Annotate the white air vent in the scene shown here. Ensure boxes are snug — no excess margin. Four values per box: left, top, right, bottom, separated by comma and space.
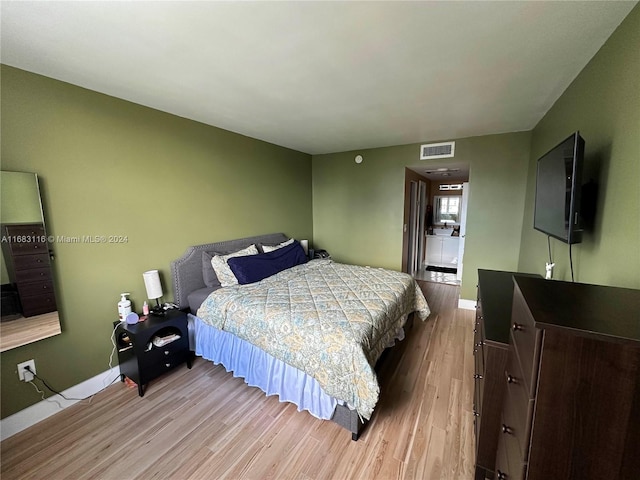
420, 141, 455, 160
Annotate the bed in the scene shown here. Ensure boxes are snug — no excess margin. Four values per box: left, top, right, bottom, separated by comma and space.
171, 233, 431, 440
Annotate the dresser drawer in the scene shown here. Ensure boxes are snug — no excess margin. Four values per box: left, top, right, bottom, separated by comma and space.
18, 279, 55, 297
12, 253, 50, 271
495, 432, 526, 480
15, 266, 52, 284
4, 224, 47, 254
21, 292, 57, 316
497, 413, 526, 480
501, 372, 531, 462
8, 240, 47, 256
510, 292, 542, 394
494, 435, 510, 480
474, 323, 485, 375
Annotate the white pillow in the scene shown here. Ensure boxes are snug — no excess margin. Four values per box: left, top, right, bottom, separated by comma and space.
262, 238, 294, 253
210, 244, 259, 287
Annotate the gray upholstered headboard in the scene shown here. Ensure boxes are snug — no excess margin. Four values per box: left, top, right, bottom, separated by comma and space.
170, 232, 289, 310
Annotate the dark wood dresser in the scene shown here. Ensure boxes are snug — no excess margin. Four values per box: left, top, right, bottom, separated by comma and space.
1, 223, 57, 317
495, 276, 640, 480
474, 270, 538, 480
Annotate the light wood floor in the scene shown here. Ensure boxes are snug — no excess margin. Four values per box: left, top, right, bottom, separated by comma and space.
0, 311, 61, 352
1, 282, 476, 480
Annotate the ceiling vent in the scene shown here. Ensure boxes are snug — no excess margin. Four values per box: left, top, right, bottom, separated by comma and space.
420, 141, 455, 160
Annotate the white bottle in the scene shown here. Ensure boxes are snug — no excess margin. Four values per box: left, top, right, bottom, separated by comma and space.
118, 293, 132, 321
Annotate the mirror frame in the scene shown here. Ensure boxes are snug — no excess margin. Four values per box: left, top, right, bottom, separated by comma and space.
0, 171, 61, 352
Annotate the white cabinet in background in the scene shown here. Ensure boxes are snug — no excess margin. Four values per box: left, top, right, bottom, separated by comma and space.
425, 235, 459, 269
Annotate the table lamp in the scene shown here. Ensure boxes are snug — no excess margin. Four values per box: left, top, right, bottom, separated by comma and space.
143, 269, 164, 315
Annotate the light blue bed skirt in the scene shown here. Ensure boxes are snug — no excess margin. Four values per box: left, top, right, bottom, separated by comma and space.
190, 314, 338, 420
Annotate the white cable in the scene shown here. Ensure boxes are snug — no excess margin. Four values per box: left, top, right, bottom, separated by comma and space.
104, 322, 120, 389
26, 322, 121, 407
28, 379, 64, 410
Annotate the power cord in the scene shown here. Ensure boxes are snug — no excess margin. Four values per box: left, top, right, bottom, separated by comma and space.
28, 379, 64, 409
105, 322, 119, 388
24, 365, 120, 408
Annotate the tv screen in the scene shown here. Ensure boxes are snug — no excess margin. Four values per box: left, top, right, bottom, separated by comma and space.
533, 132, 584, 244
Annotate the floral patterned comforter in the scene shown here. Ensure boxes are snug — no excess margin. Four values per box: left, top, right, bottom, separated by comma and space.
197, 259, 430, 419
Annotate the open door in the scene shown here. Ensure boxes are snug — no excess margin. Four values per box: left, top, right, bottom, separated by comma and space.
456, 182, 469, 281
407, 180, 427, 274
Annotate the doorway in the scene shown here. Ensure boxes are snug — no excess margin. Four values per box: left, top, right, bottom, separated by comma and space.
402, 165, 469, 286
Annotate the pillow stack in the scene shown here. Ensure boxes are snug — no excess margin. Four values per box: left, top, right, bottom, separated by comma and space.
202, 238, 309, 287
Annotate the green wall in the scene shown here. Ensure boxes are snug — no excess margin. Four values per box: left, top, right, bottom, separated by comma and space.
0, 65, 312, 418
0, 171, 43, 224
1, 172, 44, 284
312, 131, 532, 301
518, 5, 640, 288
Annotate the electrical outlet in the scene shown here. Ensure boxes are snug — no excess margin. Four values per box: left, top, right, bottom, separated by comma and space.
17, 360, 36, 382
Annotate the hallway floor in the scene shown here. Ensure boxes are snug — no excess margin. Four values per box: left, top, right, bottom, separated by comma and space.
413, 267, 461, 286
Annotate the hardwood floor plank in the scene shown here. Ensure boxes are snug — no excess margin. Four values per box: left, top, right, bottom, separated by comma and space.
1, 282, 476, 480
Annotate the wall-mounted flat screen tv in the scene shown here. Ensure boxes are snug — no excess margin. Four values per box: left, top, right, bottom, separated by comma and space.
533, 132, 584, 244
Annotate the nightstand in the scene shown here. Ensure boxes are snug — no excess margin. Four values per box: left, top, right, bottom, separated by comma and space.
115, 309, 192, 396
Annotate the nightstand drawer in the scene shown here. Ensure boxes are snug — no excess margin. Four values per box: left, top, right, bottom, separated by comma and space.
139, 349, 191, 383
139, 338, 188, 367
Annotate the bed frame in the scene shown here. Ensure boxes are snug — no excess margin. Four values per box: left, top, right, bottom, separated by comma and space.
170, 232, 411, 440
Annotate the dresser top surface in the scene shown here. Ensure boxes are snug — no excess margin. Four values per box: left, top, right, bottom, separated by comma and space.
514, 276, 640, 344
477, 269, 538, 344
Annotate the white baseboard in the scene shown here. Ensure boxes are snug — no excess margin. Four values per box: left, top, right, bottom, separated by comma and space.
1, 367, 120, 441
458, 298, 477, 310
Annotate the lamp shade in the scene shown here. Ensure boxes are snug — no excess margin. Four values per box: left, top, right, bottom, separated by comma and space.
300, 239, 309, 255
143, 270, 163, 300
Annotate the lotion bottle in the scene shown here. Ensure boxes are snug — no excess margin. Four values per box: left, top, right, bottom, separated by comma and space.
143, 301, 149, 316
118, 293, 132, 321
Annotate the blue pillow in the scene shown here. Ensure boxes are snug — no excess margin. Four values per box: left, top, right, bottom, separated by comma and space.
227, 240, 308, 284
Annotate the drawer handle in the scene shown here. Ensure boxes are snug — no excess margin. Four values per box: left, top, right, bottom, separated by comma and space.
473, 374, 483, 379
473, 349, 477, 355
497, 471, 507, 480
165, 363, 171, 368
473, 328, 477, 334
475, 342, 483, 347
512, 322, 523, 331
164, 350, 170, 355
473, 410, 480, 417
507, 374, 517, 384
502, 424, 513, 434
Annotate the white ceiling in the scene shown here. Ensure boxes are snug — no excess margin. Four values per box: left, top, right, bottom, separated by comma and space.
1, 1, 635, 155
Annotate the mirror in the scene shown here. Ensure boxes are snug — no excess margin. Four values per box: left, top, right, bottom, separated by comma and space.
434, 195, 462, 225
1, 171, 61, 352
